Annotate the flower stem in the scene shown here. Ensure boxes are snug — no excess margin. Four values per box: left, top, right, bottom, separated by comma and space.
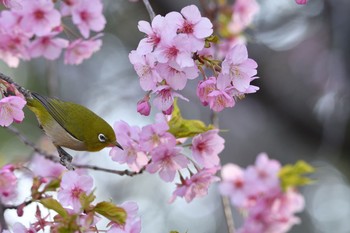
142, 0, 155, 20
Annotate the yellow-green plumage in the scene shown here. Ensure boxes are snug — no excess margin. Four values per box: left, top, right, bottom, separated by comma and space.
27, 93, 118, 152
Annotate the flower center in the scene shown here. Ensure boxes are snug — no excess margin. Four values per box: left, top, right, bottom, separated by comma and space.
34, 9, 45, 20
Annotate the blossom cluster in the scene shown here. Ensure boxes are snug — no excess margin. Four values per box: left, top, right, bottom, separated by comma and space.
0, 80, 26, 126
130, 5, 259, 114
213, 0, 260, 59
2, 159, 141, 233
0, 0, 105, 67
110, 113, 224, 202
219, 153, 305, 233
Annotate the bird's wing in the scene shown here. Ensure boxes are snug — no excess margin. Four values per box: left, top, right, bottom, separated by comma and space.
31, 92, 81, 141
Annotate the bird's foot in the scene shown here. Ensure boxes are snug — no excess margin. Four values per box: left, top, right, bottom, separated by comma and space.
57, 146, 74, 170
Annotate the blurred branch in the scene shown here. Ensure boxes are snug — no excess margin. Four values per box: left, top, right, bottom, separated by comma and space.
142, 0, 155, 20
6, 126, 143, 177
0, 203, 8, 230
211, 111, 235, 233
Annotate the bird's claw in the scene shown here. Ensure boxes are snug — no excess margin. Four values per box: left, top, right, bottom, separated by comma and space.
57, 146, 74, 170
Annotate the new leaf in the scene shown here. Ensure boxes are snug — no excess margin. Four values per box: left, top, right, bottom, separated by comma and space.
279, 160, 315, 191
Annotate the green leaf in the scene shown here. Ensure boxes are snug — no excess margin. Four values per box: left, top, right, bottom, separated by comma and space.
43, 178, 60, 192
279, 160, 315, 191
94, 201, 127, 225
39, 198, 68, 218
79, 191, 96, 211
168, 99, 214, 138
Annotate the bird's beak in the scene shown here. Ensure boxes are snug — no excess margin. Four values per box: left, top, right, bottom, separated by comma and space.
111, 141, 123, 150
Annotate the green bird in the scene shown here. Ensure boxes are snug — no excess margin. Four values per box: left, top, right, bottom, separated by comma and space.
26, 92, 123, 169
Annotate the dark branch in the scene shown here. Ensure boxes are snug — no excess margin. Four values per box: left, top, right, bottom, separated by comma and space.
6, 126, 144, 177
0, 72, 31, 99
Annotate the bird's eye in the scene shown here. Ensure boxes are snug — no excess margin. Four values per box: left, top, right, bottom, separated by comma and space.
98, 133, 106, 142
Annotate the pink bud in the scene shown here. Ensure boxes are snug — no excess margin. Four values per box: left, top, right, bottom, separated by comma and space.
137, 97, 151, 116
295, 0, 307, 4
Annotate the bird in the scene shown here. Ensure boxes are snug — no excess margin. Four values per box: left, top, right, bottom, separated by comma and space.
26, 92, 123, 170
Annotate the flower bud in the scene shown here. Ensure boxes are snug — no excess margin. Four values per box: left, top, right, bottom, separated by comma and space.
137, 97, 151, 116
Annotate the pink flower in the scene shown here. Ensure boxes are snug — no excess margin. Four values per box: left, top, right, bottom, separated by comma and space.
0, 165, 17, 203
29, 33, 69, 60
229, 0, 260, 33
64, 36, 102, 65
57, 171, 94, 213
110, 121, 148, 172
197, 77, 217, 106
166, 5, 213, 51
191, 129, 224, 168
137, 15, 170, 55
139, 113, 174, 152
221, 44, 258, 92
60, 0, 81, 16
107, 201, 141, 233
158, 61, 198, 90
0, 96, 26, 127
155, 34, 194, 68
71, 0, 106, 38
245, 153, 281, 195
295, 0, 307, 4
0, 0, 23, 9
18, 0, 61, 36
170, 167, 220, 203
219, 164, 249, 207
129, 50, 162, 91
2, 222, 37, 233
207, 89, 235, 112
153, 85, 188, 112
30, 154, 65, 180
137, 96, 151, 116
146, 140, 189, 182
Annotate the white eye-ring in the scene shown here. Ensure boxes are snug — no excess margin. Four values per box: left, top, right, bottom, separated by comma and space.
98, 133, 106, 142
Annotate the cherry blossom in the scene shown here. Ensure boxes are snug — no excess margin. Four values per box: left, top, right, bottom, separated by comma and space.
221, 44, 258, 92
191, 129, 224, 168
2, 222, 37, 233
166, 5, 213, 51
57, 171, 94, 213
219, 163, 249, 207
0, 96, 26, 127
29, 33, 69, 60
107, 201, 141, 233
64, 36, 102, 65
229, 0, 260, 34
110, 121, 148, 172
71, 0, 106, 38
197, 77, 217, 106
158, 61, 198, 90
60, 0, 82, 16
29, 154, 65, 180
146, 140, 189, 182
129, 50, 161, 91
0, 165, 17, 203
136, 96, 151, 116
170, 167, 220, 203
137, 15, 169, 55
18, 0, 61, 36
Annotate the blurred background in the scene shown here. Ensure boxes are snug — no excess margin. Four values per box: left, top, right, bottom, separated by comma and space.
1, 0, 349, 232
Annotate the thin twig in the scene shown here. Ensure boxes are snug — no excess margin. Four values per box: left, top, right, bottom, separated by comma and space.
0, 72, 31, 99
0, 203, 8, 230
210, 111, 235, 233
5, 126, 143, 177
142, 0, 155, 20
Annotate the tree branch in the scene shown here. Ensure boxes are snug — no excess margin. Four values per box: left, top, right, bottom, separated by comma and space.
142, 0, 155, 20
211, 111, 235, 233
6, 126, 143, 177
0, 72, 31, 99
